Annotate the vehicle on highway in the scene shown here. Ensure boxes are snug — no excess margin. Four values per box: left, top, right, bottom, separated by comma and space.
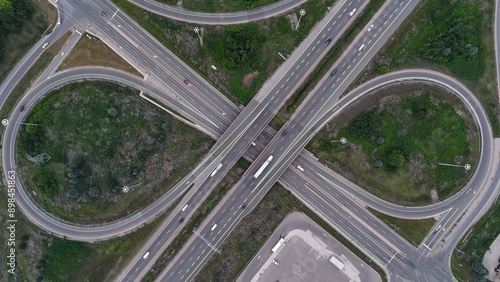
210, 163, 223, 177
349, 8, 357, 16
181, 204, 189, 211
358, 44, 366, 51
367, 24, 374, 31
101, 11, 107, 16
325, 38, 332, 45
143, 252, 150, 259
297, 165, 304, 172
211, 223, 217, 231
251, 142, 256, 146
253, 155, 274, 179
272, 259, 279, 265
57, 17, 61, 25
20, 105, 26, 112
495, 264, 500, 272
42, 42, 49, 49
330, 68, 338, 77
184, 79, 191, 86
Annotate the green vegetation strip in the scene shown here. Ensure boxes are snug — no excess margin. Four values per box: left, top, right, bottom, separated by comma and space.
0, 187, 176, 282
451, 198, 500, 281
363, 247, 385, 267
368, 208, 436, 246
113, 0, 338, 105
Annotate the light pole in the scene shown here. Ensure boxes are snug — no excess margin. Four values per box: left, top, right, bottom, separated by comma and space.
438, 162, 471, 170
331, 137, 347, 144
296, 9, 306, 30
194, 27, 203, 46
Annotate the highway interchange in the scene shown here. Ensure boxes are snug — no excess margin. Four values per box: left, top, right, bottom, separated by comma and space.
1, 0, 500, 281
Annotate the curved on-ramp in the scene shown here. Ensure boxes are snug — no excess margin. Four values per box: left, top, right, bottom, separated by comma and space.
1, 68, 491, 241
303, 69, 493, 219
125, 0, 307, 25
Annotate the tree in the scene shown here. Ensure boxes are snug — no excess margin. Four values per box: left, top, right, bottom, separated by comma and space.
376, 136, 385, 145
374, 160, 383, 168
377, 65, 390, 75
387, 149, 405, 168
67, 188, 80, 199
88, 187, 101, 198
107, 107, 118, 117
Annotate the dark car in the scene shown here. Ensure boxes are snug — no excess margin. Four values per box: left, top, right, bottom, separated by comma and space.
495, 264, 500, 272
101, 11, 107, 16
330, 68, 338, 77
325, 38, 332, 45
20, 105, 26, 112
183, 79, 191, 86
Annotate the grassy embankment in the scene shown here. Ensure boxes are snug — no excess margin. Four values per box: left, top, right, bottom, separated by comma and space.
58, 32, 141, 76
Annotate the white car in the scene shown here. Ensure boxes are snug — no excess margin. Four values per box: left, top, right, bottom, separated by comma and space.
367, 24, 374, 32
272, 259, 279, 265
143, 251, 150, 259
358, 44, 366, 51
211, 223, 218, 231
57, 17, 61, 25
349, 8, 357, 16
42, 42, 49, 49
297, 165, 304, 172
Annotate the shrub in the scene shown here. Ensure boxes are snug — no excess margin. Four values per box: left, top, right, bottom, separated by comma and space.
67, 188, 80, 199
377, 65, 390, 75
387, 149, 405, 168
88, 186, 101, 198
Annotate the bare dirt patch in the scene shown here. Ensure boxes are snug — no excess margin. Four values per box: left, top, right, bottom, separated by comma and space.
58, 33, 141, 76
242, 71, 260, 88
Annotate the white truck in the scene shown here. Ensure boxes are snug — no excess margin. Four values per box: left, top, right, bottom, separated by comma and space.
210, 163, 223, 177
253, 155, 274, 179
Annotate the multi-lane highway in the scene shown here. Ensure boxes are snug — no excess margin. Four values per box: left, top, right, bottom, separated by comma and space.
156, 1, 452, 281
1, 0, 499, 281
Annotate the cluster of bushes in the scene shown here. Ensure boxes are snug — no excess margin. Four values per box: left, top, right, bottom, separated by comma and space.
206, 23, 265, 71
35, 238, 90, 281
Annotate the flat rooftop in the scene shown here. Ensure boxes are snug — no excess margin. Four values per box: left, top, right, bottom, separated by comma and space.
258, 234, 351, 282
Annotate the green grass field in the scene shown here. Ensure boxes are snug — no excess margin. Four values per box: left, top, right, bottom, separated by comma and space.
368, 208, 436, 246
307, 87, 479, 205
16, 81, 214, 223
113, 0, 337, 105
